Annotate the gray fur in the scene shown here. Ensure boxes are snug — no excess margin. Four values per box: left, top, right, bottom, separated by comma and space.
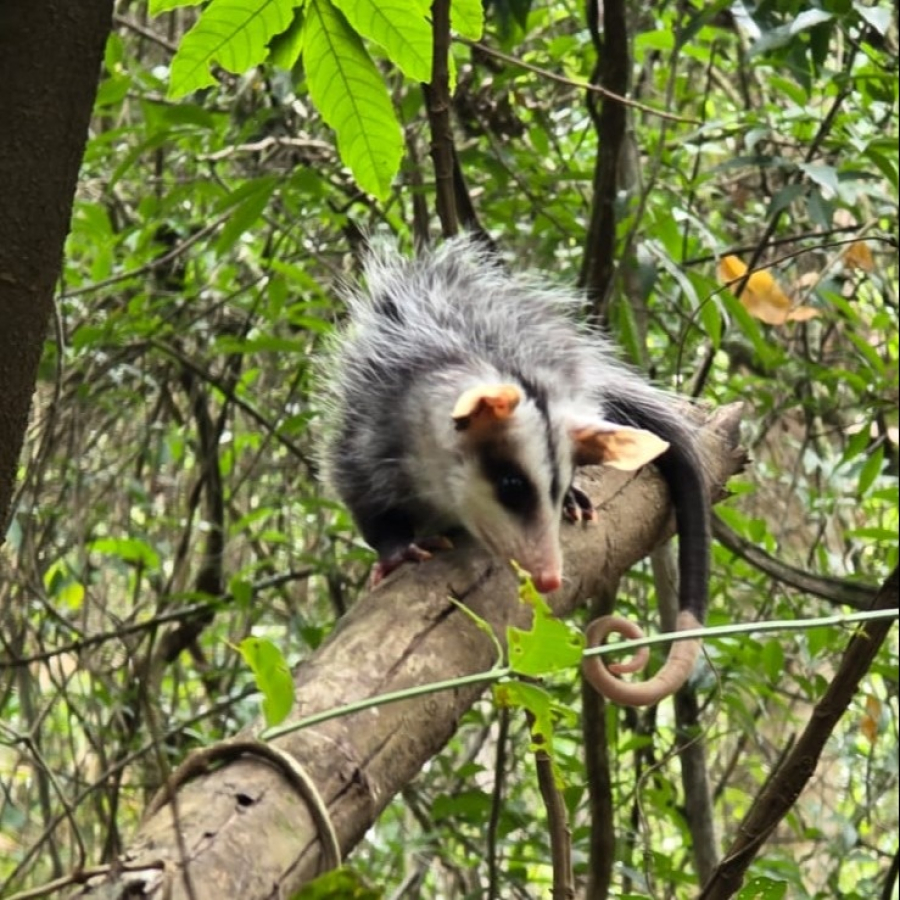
317, 237, 710, 608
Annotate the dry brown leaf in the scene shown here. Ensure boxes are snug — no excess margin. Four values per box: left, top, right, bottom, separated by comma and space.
717, 254, 820, 326
844, 241, 875, 272
784, 306, 820, 323
861, 694, 882, 744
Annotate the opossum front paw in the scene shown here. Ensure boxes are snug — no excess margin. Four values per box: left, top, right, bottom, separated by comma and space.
563, 485, 597, 524
370, 536, 455, 586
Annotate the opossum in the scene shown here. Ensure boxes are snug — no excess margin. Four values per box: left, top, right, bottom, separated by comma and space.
318, 237, 711, 706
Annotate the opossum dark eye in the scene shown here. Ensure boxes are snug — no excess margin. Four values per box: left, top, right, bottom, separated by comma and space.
497, 473, 525, 506
480, 456, 538, 517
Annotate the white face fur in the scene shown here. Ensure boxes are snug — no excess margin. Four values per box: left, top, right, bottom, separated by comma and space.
446, 393, 574, 593
408, 378, 667, 593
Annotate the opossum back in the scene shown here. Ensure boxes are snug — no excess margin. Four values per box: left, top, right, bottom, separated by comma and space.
337, 237, 630, 404
316, 236, 711, 497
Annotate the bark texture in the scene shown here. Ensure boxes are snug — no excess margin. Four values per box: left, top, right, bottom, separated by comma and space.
74, 403, 745, 899
0, 0, 114, 539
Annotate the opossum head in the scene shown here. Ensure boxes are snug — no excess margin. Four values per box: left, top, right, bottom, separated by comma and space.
447, 382, 669, 593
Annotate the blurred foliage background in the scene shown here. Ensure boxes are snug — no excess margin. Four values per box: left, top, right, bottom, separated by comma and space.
0, 0, 897, 897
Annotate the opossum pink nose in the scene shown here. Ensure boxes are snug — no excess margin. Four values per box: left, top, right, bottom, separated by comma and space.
532, 570, 562, 593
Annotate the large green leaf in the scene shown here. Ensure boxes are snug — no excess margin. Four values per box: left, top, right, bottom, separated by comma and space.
168, 0, 296, 98
304, 0, 403, 199
450, 0, 484, 40
332, 0, 433, 82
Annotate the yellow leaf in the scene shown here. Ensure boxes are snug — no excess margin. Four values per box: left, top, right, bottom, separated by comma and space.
717, 255, 820, 326
861, 694, 882, 744
785, 306, 820, 323
844, 241, 875, 272
717, 254, 748, 283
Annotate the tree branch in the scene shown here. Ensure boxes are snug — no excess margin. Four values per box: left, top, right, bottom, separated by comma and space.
73, 404, 744, 898
426, 0, 458, 237
699, 565, 899, 899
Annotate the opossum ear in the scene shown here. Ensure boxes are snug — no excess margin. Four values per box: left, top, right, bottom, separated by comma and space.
452, 384, 521, 431
571, 421, 669, 470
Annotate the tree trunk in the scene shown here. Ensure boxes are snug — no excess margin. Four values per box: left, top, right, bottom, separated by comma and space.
75, 404, 745, 899
0, 0, 114, 540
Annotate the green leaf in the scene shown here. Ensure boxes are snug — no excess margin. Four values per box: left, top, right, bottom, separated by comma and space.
332, 0, 432, 82
507, 564, 584, 677
613, 295, 644, 366
789, 9, 833, 35
96, 74, 131, 109
738, 876, 788, 899
432, 788, 492, 822
229, 577, 254, 607
677, 0, 734, 50
214, 176, 278, 254
848, 526, 897, 541
88, 537, 161, 571
494, 681, 558, 758
238, 637, 295, 726
168, 0, 295, 99
51, 578, 86, 611
841, 426, 872, 465
215, 335, 317, 354
845, 331, 886, 375
293, 865, 381, 899
806, 187, 832, 229
699, 294, 723, 349
761, 639, 784, 684
304, 0, 403, 199
768, 182, 806, 216
864, 144, 899, 192
858, 445, 885, 496
798, 162, 840, 195
856, 4, 892, 36
450, 0, 484, 40
270, 8, 305, 70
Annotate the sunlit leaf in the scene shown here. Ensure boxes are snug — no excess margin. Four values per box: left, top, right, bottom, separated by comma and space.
798, 162, 839, 195
507, 564, 584, 677
761, 639, 784, 684
451, 0, 485, 40
494, 679, 571, 781
857, 5, 892, 36
790, 9, 833, 35
717, 255, 820, 325
238, 637, 294, 726
88, 537, 161, 571
304, 0, 403, 199
332, 0, 433, 82
858, 445, 885, 496
168, 0, 295, 98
